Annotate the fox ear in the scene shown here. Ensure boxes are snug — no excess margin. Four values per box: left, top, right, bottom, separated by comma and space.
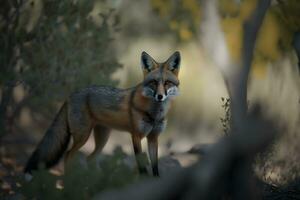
141, 51, 157, 72
166, 51, 181, 74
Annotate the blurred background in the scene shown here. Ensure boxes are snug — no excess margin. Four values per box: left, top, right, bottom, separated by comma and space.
1, 0, 300, 193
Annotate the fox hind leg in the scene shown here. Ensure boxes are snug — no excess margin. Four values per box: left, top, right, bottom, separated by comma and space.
64, 127, 92, 168
88, 125, 110, 160
64, 101, 93, 168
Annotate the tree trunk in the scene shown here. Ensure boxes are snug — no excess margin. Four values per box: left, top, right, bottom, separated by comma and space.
293, 32, 300, 72
0, 84, 14, 138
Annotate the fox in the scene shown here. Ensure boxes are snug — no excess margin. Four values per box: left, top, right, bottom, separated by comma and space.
24, 51, 181, 176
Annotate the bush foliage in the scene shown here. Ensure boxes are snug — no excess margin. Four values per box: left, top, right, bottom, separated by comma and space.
19, 147, 142, 200
0, 0, 122, 135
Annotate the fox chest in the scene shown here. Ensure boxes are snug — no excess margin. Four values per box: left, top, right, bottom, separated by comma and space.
136, 117, 166, 136
133, 100, 170, 136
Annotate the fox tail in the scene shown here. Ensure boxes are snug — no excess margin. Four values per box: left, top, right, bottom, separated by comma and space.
24, 103, 71, 174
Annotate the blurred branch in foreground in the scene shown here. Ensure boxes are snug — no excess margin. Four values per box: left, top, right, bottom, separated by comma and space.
94, 0, 279, 199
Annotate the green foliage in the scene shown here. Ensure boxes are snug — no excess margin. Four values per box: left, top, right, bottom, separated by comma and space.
19, 147, 142, 200
21, 0, 122, 110
0, 0, 122, 133
20, 167, 62, 200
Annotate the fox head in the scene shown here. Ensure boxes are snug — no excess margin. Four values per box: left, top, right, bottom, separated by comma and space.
140, 51, 181, 102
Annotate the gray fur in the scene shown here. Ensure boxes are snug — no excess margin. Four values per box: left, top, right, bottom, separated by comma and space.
142, 87, 155, 98
137, 118, 167, 137
152, 120, 167, 134
148, 101, 170, 121
85, 86, 125, 111
137, 120, 153, 136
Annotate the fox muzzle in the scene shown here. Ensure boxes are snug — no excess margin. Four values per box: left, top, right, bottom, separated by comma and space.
155, 94, 166, 102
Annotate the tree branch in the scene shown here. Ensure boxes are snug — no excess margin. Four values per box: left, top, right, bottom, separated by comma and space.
230, 0, 271, 127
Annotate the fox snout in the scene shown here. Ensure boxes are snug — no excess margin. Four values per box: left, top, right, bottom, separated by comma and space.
155, 83, 167, 102
142, 85, 179, 102
155, 93, 166, 102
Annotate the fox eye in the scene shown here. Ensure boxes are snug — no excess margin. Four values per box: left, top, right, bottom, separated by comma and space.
148, 80, 157, 88
164, 81, 174, 86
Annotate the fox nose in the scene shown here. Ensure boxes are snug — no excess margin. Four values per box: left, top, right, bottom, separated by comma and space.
157, 94, 163, 100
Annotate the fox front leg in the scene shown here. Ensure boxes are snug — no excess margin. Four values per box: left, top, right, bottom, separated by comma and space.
147, 134, 159, 176
131, 135, 148, 174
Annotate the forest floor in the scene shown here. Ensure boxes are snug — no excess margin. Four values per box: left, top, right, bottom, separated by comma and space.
1, 132, 300, 199
0, 132, 32, 199
0, 131, 202, 199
